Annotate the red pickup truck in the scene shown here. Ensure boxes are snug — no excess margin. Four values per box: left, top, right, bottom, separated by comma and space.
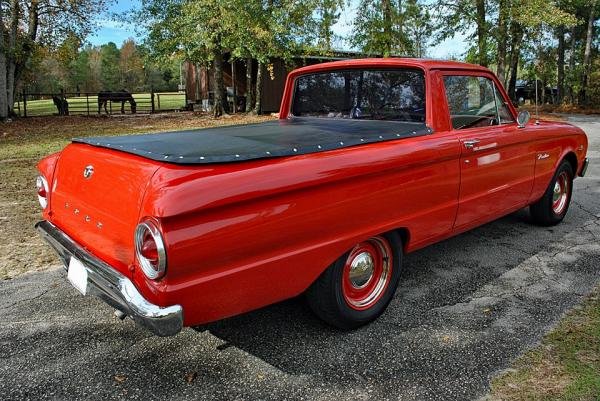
36, 59, 589, 336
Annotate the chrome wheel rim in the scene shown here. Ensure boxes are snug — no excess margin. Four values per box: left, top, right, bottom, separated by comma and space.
342, 236, 393, 310
552, 171, 569, 215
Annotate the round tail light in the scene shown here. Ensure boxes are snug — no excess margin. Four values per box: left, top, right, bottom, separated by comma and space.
135, 220, 167, 279
36, 175, 49, 209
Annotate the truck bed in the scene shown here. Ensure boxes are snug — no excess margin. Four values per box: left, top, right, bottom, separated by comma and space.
74, 118, 431, 164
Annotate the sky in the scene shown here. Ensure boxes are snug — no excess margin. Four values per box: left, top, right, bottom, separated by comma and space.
89, 0, 468, 59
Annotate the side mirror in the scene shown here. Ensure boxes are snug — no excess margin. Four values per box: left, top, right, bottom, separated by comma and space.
517, 110, 530, 128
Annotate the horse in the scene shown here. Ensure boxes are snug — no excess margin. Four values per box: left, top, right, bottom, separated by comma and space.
97, 90, 137, 114
52, 96, 69, 116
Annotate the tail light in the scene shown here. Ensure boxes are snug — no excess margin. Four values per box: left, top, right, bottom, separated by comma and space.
36, 175, 49, 209
135, 219, 167, 279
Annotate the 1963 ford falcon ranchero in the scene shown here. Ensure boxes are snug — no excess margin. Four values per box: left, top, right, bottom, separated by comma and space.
36, 59, 589, 336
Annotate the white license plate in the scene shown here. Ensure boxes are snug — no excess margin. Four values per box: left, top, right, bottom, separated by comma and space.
68, 257, 88, 295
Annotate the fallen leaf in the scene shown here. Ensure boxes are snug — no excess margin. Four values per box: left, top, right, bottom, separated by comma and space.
483, 308, 491, 313
184, 372, 197, 383
441, 335, 451, 343
114, 374, 127, 383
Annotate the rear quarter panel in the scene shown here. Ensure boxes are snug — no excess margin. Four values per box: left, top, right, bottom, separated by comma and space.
140, 134, 461, 326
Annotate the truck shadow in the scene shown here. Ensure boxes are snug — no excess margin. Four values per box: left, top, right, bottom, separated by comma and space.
200, 206, 590, 383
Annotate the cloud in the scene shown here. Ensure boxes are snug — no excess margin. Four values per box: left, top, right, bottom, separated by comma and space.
96, 18, 135, 32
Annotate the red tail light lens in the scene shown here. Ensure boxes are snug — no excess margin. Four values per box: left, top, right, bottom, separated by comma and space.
135, 220, 167, 279
36, 175, 49, 209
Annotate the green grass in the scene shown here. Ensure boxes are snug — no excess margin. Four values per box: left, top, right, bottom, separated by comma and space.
490, 289, 600, 400
14, 92, 186, 116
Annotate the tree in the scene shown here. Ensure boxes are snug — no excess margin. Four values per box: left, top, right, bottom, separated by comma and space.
0, 0, 109, 118
119, 39, 145, 91
350, 0, 411, 57
316, 0, 344, 50
579, 0, 598, 105
71, 47, 93, 92
436, 0, 490, 66
403, 0, 433, 57
135, 0, 319, 116
100, 42, 121, 90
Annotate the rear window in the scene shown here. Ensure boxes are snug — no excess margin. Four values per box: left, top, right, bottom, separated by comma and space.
292, 69, 426, 122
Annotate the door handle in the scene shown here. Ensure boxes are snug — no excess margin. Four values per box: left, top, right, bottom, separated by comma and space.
463, 139, 480, 149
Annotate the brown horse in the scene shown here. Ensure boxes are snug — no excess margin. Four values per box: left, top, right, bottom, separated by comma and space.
98, 90, 137, 114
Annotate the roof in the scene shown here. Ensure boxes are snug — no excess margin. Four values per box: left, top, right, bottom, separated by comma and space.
289, 58, 492, 75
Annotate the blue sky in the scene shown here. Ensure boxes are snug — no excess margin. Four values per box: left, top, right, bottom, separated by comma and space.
90, 0, 467, 59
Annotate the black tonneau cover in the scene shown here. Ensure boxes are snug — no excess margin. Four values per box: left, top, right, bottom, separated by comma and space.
74, 118, 431, 164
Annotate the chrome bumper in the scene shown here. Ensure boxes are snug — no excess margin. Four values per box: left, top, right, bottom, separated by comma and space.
35, 220, 183, 336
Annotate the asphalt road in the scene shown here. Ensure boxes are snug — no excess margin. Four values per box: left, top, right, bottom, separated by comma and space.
1, 116, 599, 401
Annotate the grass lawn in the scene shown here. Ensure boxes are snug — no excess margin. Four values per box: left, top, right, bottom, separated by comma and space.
14, 92, 186, 116
489, 289, 600, 400
0, 112, 274, 279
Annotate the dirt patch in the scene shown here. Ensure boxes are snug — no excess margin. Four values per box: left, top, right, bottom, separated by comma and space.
0, 113, 275, 279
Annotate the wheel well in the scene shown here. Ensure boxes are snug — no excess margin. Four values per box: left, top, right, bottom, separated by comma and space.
562, 152, 578, 175
394, 228, 410, 253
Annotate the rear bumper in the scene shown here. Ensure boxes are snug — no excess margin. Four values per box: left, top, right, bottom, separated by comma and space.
35, 220, 183, 336
579, 157, 589, 177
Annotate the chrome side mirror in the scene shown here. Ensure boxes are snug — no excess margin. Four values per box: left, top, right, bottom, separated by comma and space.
517, 110, 530, 128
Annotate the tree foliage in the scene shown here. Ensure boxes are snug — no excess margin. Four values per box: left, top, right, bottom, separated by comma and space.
0, 0, 110, 118
23, 39, 179, 94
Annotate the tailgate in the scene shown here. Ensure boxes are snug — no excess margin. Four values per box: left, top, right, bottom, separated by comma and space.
50, 143, 160, 276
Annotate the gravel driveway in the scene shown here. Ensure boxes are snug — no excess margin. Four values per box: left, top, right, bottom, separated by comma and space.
1, 116, 599, 401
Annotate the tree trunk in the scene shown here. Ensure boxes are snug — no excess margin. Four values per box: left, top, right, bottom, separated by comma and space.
568, 25, 576, 103
579, 0, 596, 106
557, 26, 565, 104
245, 57, 254, 112
496, 0, 508, 84
0, 2, 7, 119
507, 22, 523, 102
231, 59, 236, 113
7, 0, 18, 116
254, 60, 263, 114
0, 51, 7, 119
382, 0, 393, 57
476, 0, 487, 67
212, 46, 225, 118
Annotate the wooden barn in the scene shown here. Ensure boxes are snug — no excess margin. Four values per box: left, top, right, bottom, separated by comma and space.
183, 51, 370, 114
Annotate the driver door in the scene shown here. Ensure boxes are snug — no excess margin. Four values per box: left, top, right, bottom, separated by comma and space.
443, 73, 536, 229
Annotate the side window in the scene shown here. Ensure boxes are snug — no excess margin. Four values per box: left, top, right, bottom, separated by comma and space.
443, 75, 513, 129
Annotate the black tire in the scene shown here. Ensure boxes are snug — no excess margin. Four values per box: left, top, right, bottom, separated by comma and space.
530, 160, 574, 226
306, 232, 402, 329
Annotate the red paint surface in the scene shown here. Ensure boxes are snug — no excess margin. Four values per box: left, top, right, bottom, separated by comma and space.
37, 58, 589, 327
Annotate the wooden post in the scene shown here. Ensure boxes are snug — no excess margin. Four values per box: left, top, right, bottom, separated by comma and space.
157, 93, 161, 110
151, 91, 155, 113
231, 59, 237, 113
22, 91, 27, 117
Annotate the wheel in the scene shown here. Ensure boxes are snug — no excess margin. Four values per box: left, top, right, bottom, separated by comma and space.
530, 160, 574, 226
306, 233, 402, 329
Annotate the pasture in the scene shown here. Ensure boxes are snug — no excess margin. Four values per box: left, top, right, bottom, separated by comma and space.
14, 92, 186, 117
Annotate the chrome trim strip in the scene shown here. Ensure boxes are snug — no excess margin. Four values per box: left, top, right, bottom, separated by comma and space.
35, 220, 183, 336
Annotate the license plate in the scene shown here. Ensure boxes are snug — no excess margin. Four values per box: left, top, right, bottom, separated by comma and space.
68, 257, 88, 295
